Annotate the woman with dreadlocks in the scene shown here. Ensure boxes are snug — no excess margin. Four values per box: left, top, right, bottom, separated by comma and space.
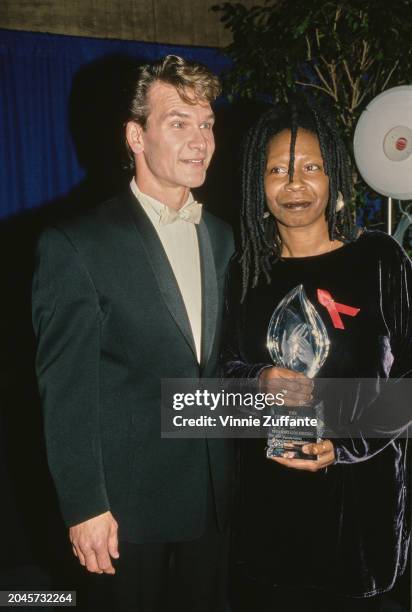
222, 99, 412, 612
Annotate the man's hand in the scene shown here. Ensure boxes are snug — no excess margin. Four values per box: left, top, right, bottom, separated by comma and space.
69, 511, 119, 574
259, 366, 313, 406
270, 439, 335, 472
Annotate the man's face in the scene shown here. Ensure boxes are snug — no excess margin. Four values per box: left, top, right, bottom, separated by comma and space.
132, 81, 215, 192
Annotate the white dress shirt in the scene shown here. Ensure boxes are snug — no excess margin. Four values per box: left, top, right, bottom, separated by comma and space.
130, 178, 202, 363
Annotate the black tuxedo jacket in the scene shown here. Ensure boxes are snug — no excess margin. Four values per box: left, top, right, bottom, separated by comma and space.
32, 187, 235, 543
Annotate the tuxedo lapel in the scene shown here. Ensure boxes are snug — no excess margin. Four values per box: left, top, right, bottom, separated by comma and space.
126, 192, 197, 360
197, 219, 218, 371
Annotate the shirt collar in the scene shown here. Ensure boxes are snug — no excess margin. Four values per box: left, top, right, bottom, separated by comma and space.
130, 178, 194, 221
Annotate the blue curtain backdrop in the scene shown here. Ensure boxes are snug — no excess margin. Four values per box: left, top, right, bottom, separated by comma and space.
0, 29, 231, 221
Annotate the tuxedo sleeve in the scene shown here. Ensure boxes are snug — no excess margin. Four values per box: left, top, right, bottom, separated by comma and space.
32, 227, 109, 526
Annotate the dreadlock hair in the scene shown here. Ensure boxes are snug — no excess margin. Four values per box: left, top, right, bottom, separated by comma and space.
240, 97, 356, 301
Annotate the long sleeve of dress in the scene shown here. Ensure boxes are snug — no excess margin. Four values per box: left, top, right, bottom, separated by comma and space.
220, 259, 272, 380
334, 238, 412, 463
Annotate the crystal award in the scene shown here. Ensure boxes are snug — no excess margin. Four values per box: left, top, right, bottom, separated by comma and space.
265, 284, 330, 459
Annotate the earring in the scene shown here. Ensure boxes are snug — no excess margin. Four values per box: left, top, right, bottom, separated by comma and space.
336, 191, 345, 212
263, 211, 270, 219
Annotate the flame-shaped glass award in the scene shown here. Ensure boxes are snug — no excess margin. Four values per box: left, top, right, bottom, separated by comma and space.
265, 285, 330, 458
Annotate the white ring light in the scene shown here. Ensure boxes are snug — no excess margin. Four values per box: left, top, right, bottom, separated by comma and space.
354, 85, 412, 200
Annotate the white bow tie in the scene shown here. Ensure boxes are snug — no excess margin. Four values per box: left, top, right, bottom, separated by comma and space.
158, 201, 203, 225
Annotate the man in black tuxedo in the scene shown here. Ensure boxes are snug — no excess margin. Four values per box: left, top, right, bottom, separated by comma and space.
32, 55, 234, 611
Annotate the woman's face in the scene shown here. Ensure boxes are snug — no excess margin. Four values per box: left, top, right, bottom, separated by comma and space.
264, 128, 330, 232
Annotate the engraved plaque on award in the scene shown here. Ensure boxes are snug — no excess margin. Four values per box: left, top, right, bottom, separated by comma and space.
265, 285, 330, 459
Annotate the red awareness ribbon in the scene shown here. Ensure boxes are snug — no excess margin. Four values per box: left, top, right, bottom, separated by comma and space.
317, 289, 360, 329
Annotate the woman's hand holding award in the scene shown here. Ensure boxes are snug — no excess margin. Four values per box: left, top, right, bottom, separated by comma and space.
265, 285, 330, 459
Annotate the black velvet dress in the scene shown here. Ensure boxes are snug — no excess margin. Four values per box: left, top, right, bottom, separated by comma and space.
222, 230, 412, 598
